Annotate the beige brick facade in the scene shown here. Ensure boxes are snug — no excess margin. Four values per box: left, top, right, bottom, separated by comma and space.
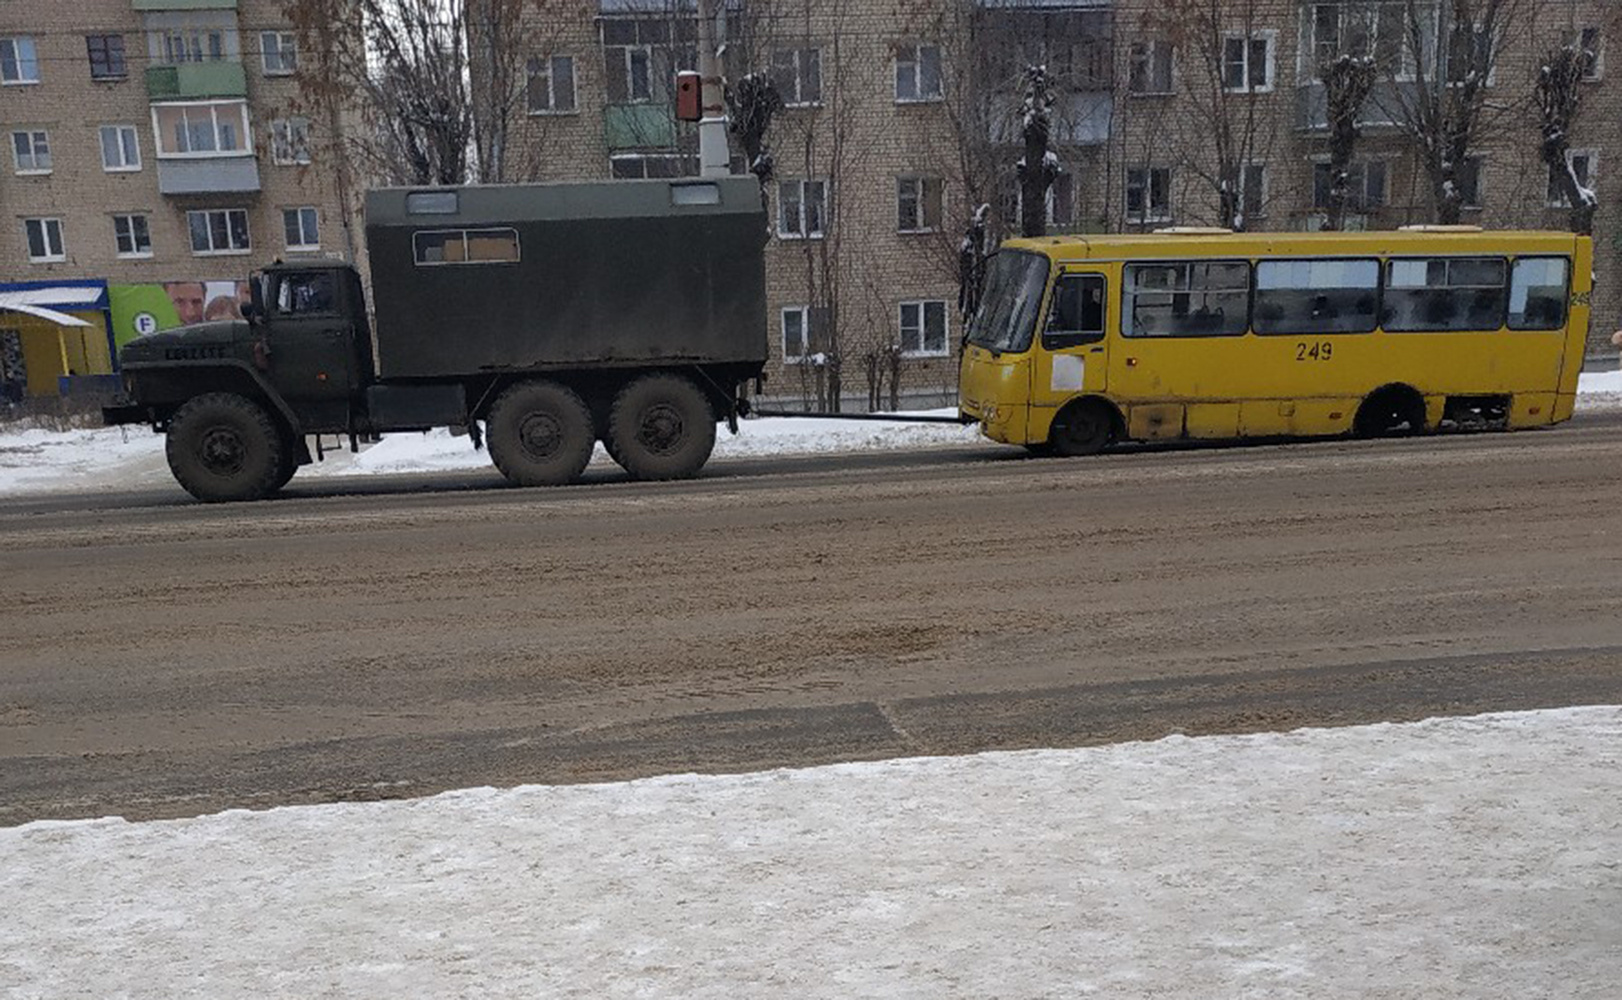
0, 1, 354, 326
501, 0, 1620, 410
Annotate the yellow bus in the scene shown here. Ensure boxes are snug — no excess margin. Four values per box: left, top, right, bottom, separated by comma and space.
958, 227, 1592, 455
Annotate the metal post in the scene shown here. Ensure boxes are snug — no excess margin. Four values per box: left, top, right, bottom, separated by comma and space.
696, 0, 729, 177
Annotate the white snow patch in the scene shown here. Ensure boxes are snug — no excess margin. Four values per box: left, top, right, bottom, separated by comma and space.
2, 707, 1620, 997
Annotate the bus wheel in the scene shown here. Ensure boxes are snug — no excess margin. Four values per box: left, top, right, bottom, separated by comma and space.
1048, 400, 1114, 457
608, 374, 716, 480
486, 380, 595, 486
165, 392, 286, 503
1354, 385, 1427, 438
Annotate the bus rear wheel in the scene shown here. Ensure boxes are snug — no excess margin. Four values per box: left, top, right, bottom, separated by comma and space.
1047, 400, 1114, 457
1354, 386, 1427, 438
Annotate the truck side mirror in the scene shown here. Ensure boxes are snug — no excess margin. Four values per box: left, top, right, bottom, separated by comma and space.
246, 275, 265, 323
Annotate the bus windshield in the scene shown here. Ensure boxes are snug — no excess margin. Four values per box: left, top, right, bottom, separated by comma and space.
967, 250, 1050, 353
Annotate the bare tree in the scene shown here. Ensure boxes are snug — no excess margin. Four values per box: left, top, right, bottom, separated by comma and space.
289, 0, 475, 185
1535, 39, 1596, 234
1150, 0, 1278, 231
1320, 54, 1378, 231
1016, 65, 1060, 238
1368, 0, 1526, 224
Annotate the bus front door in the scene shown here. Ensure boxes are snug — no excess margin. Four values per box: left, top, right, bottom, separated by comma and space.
1031, 270, 1111, 439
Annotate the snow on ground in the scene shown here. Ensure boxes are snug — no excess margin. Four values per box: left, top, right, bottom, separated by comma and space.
2, 377, 1618, 497
2, 707, 1618, 998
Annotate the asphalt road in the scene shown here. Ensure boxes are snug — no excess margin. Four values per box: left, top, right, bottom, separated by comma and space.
4, 414, 1621, 825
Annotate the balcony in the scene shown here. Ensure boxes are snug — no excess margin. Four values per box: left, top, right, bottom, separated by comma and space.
604, 103, 677, 151
146, 61, 246, 100
1295, 80, 1417, 131
156, 156, 260, 195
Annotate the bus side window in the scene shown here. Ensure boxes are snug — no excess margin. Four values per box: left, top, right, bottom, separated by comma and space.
1043, 274, 1106, 350
1508, 257, 1570, 330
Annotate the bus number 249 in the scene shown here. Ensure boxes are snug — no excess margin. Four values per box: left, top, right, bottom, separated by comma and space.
1296, 342, 1333, 362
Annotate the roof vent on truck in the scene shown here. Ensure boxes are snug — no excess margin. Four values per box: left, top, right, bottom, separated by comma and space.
1152, 226, 1234, 235
1398, 224, 1484, 232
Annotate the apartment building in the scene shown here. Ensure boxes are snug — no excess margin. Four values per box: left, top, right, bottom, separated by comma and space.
500, 0, 1618, 409
0, 0, 350, 400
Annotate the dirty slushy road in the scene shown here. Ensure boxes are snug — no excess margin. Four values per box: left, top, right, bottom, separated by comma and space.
3, 414, 1621, 825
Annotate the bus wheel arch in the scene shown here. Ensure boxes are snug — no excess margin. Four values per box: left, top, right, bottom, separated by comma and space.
1354, 383, 1428, 438
1047, 396, 1122, 457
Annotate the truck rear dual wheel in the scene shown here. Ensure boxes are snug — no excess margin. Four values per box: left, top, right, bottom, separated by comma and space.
165, 392, 287, 503
607, 374, 715, 481
486, 380, 595, 487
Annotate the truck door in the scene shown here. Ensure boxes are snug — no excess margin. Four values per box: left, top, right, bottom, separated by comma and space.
266, 269, 355, 415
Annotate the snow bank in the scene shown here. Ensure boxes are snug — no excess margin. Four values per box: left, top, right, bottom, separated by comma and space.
2, 707, 1618, 998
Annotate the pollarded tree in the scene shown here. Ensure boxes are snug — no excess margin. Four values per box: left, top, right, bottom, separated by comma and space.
1534, 39, 1596, 234
1320, 54, 1378, 231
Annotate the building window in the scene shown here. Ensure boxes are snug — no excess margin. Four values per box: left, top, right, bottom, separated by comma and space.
152, 101, 250, 156
782, 305, 810, 362
1128, 40, 1174, 95
899, 300, 948, 357
11, 130, 51, 174
1571, 27, 1603, 81
1309, 1, 1412, 78
1222, 32, 1274, 92
1239, 163, 1267, 219
283, 207, 319, 249
1013, 173, 1077, 231
0, 37, 40, 84
778, 179, 828, 239
160, 27, 227, 64
261, 31, 297, 75
24, 218, 65, 262
1312, 160, 1388, 211
772, 48, 822, 106
897, 176, 943, 233
187, 208, 250, 255
526, 55, 576, 114
1547, 150, 1596, 208
100, 125, 141, 171
1125, 166, 1171, 224
602, 16, 690, 104
271, 117, 311, 165
895, 43, 943, 102
1458, 156, 1483, 209
609, 153, 696, 179
87, 34, 127, 80
113, 214, 152, 258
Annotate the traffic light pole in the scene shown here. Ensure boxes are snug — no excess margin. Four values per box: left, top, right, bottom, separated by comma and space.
697, 0, 729, 178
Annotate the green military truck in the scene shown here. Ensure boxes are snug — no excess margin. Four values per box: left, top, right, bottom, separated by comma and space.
103, 177, 768, 502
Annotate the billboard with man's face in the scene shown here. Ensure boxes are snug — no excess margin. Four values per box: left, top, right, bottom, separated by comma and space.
108, 280, 251, 349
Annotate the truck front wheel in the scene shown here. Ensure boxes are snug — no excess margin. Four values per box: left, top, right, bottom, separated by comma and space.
165, 392, 287, 503
486, 380, 595, 487
607, 374, 716, 481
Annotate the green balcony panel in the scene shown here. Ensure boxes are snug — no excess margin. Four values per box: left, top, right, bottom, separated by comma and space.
604, 103, 677, 151
132, 0, 237, 10
145, 61, 247, 100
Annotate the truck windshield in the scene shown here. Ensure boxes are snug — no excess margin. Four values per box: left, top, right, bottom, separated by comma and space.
966, 251, 1050, 354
